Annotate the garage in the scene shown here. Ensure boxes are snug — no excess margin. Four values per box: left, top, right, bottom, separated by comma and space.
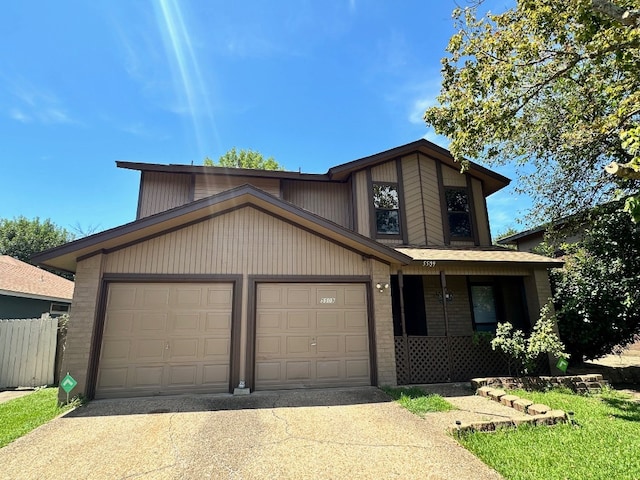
96, 282, 233, 398
254, 283, 371, 390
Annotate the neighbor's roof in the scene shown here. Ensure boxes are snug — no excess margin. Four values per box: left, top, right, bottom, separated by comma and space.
396, 246, 563, 267
32, 185, 413, 273
0, 255, 74, 302
117, 139, 511, 196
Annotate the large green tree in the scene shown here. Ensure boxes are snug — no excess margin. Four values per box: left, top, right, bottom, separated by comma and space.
204, 147, 283, 170
548, 203, 640, 361
424, 0, 640, 222
0, 216, 73, 264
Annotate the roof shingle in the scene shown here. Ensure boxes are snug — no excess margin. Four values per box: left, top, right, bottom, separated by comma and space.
0, 255, 74, 302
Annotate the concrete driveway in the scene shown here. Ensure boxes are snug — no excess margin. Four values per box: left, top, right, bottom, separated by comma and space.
0, 387, 502, 480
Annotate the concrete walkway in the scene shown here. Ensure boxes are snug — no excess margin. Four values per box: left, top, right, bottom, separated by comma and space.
0, 386, 507, 480
0, 388, 34, 404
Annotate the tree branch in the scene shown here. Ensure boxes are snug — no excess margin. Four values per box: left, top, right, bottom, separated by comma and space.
591, 0, 640, 27
605, 161, 640, 179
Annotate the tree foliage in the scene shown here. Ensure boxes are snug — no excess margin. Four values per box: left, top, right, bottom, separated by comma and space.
204, 147, 283, 170
550, 203, 640, 361
491, 305, 568, 375
424, 0, 640, 222
0, 216, 73, 264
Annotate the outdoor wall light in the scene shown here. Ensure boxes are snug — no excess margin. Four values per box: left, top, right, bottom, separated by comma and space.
376, 282, 389, 293
436, 289, 454, 303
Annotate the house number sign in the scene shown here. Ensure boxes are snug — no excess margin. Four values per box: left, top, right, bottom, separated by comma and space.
422, 261, 437, 267
320, 297, 336, 304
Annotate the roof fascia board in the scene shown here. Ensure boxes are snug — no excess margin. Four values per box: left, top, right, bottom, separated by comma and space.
0, 289, 72, 303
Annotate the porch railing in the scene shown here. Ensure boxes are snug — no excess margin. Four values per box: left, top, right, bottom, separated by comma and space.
394, 335, 513, 384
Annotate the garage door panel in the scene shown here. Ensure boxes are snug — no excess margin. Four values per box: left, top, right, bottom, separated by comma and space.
256, 336, 281, 356
134, 365, 164, 386
97, 282, 233, 398
346, 359, 369, 379
104, 312, 134, 335
316, 361, 340, 380
167, 365, 198, 386
316, 312, 340, 330
140, 313, 167, 333
202, 364, 229, 385
101, 340, 131, 362
287, 311, 311, 329
286, 336, 313, 354
142, 288, 170, 308
255, 283, 370, 390
206, 312, 232, 331
345, 335, 368, 354
286, 361, 311, 380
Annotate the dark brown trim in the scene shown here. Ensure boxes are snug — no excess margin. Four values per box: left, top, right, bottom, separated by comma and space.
396, 159, 409, 244
245, 275, 375, 391
416, 152, 428, 244
397, 270, 407, 336
481, 180, 492, 244
86, 274, 243, 400
33, 184, 411, 270
436, 161, 450, 245
366, 167, 375, 238
466, 175, 481, 246
136, 171, 145, 220
117, 161, 332, 182
350, 176, 358, 231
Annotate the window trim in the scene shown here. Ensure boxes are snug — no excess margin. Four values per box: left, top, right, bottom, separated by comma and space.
50, 302, 70, 314
444, 186, 474, 242
371, 180, 403, 239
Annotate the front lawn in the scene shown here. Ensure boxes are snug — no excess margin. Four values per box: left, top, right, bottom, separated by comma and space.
457, 388, 640, 480
382, 386, 456, 416
0, 388, 77, 448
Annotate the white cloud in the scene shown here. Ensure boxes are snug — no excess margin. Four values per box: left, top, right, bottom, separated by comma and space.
5, 79, 77, 125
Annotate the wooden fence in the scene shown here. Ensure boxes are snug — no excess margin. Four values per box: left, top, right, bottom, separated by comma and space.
0, 314, 59, 388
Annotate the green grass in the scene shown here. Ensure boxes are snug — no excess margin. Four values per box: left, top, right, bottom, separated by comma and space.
382, 386, 456, 416
0, 388, 78, 448
457, 388, 640, 480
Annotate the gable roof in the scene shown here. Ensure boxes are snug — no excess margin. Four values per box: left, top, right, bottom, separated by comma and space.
117, 139, 511, 195
0, 255, 74, 302
32, 185, 412, 273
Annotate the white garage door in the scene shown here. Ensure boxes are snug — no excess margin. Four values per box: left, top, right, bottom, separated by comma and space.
96, 282, 233, 398
254, 283, 371, 390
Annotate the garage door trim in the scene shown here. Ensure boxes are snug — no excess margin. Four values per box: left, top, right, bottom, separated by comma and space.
246, 275, 376, 391
87, 273, 243, 399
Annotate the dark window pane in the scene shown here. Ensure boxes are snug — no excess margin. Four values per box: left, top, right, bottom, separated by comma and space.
448, 213, 471, 237
445, 189, 469, 212
377, 210, 400, 234
373, 184, 399, 209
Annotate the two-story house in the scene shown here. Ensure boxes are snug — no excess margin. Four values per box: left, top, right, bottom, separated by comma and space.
33, 139, 562, 400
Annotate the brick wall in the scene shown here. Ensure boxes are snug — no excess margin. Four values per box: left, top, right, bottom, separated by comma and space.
58, 253, 104, 402
373, 261, 396, 386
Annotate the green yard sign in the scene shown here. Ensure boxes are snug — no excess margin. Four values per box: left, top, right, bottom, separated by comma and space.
61, 373, 77, 393
556, 358, 569, 373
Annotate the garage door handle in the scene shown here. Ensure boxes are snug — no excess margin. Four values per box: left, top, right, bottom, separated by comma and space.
311, 342, 317, 346
165, 342, 170, 350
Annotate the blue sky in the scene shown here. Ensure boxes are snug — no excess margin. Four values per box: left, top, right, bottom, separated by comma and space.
1, 0, 530, 238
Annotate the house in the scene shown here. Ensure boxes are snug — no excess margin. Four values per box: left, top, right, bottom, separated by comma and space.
0, 255, 74, 319
497, 217, 584, 253
32, 139, 562, 400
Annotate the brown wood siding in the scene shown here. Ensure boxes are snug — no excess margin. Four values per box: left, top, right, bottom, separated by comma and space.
194, 175, 280, 200
401, 154, 427, 245
440, 165, 467, 187
138, 172, 192, 219
471, 178, 491, 246
354, 170, 370, 236
418, 154, 445, 245
103, 207, 370, 276
281, 180, 352, 229
370, 161, 397, 182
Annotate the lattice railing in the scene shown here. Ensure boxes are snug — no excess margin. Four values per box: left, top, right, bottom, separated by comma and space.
394, 335, 543, 385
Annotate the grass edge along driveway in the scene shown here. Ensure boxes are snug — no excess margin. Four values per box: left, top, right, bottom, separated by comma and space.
456, 388, 640, 480
0, 387, 77, 448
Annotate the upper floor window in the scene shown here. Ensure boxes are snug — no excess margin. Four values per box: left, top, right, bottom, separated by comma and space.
373, 183, 400, 235
445, 188, 472, 238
